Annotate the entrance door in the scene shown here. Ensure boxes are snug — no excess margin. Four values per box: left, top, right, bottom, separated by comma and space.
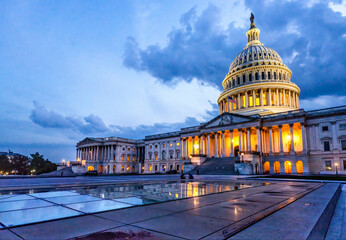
234, 146, 239, 157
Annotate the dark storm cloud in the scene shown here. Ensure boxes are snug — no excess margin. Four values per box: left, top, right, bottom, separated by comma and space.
123, 1, 346, 98
29, 102, 208, 139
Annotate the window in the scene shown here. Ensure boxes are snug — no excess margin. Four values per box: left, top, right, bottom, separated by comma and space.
274, 72, 276, 79
126, 166, 130, 171
170, 143, 173, 147
177, 142, 180, 146
170, 152, 173, 159
340, 124, 346, 130
133, 148, 135, 151
177, 165, 180, 171
242, 75, 246, 83
132, 156, 135, 161
149, 152, 152, 160
255, 72, 259, 80
325, 161, 332, 171
122, 155, 125, 161
176, 151, 180, 158
162, 144, 165, 148
162, 151, 166, 160
261, 72, 265, 79
279, 73, 281, 80
249, 73, 252, 81
132, 166, 135, 171
149, 165, 152, 171
344, 160, 346, 171
121, 166, 124, 171
149, 145, 152, 149
155, 165, 158, 171
127, 148, 130, 151
170, 165, 173, 170
268, 72, 271, 79
322, 126, 328, 132
122, 147, 125, 151
155, 145, 158, 148
127, 156, 130, 161
155, 153, 158, 160
324, 141, 330, 152
341, 140, 346, 150
237, 77, 240, 85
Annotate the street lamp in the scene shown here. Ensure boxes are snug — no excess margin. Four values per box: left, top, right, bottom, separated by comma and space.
335, 162, 338, 176
241, 152, 244, 162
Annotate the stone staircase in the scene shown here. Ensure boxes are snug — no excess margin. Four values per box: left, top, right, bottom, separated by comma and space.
191, 157, 236, 175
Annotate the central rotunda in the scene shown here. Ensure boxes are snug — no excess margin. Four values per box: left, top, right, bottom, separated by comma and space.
217, 13, 300, 116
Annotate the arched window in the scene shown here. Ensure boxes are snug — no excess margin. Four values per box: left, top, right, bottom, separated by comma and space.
264, 162, 270, 174
279, 73, 281, 80
255, 72, 259, 80
237, 77, 240, 85
162, 151, 166, 160
87, 166, 94, 171
113, 165, 116, 173
170, 151, 173, 159
274, 161, 280, 174
242, 75, 246, 83
149, 152, 152, 160
284, 161, 292, 174
98, 165, 102, 174
296, 161, 303, 174
249, 73, 252, 81
274, 72, 277, 79
268, 72, 271, 79
262, 72, 265, 79
132, 166, 135, 172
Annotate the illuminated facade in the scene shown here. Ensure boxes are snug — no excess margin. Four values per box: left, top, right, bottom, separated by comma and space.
76, 15, 346, 175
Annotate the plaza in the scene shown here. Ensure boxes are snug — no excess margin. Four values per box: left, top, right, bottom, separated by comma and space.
0, 175, 344, 239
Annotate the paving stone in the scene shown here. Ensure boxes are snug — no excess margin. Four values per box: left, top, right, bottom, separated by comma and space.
10, 215, 124, 240
0, 230, 22, 240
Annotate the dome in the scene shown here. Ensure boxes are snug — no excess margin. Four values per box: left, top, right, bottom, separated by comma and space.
228, 45, 283, 74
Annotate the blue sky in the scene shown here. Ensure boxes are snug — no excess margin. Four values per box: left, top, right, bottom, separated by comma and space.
0, 0, 345, 163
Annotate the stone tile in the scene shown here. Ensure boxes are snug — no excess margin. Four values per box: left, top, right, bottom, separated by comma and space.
151, 197, 214, 212
113, 196, 156, 205
95, 205, 173, 224
0, 199, 54, 212
0, 195, 35, 202
0, 205, 82, 227
133, 212, 233, 239
0, 230, 22, 240
45, 195, 102, 205
66, 199, 132, 213
11, 215, 124, 240
29, 191, 79, 198
72, 224, 184, 240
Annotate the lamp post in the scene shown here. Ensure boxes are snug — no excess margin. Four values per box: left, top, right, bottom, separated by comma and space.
241, 152, 244, 162
335, 162, 338, 176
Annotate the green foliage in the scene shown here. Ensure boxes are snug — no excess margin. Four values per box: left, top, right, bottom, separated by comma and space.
0, 155, 11, 174
11, 155, 30, 175
30, 152, 57, 175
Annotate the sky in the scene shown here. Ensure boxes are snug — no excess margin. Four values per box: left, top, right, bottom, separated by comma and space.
0, 0, 345, 163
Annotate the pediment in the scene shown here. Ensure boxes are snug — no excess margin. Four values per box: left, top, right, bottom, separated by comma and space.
80, 137, 99, 143
201, 113, 255, 129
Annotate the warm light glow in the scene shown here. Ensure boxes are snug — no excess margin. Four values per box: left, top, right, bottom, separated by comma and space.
241, 153, 244, 156
335, 163, 338, 166
77, 158, 80, 162
286, 135, 291, 141
175, 193, 179, 198
62, 159, 65, 163
194, 144, 199, 150
232, 139, 234, 143
288, 162, 291, 165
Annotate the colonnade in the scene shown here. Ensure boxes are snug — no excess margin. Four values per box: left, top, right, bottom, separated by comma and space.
76, 145, 115, 162
219, 88, 299, 113
181, 123, 307, 159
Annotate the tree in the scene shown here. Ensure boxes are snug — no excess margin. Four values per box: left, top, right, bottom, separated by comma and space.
11, 155, 29, 175
30, 152, 57, 175
0, 155, 11, 174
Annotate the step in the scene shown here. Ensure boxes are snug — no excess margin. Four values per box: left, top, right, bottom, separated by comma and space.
228, 183, 341, 240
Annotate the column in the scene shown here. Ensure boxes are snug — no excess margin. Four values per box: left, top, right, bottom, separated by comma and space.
245, 91, 248, 108
279, 125, 284, 155
181, 139, 184, 158
238, 93, 241, 109
222, 131, 225, 157
288, 91, 292, 107
111, 145, 114, 161
186, 137, 189, 157
208, 134, 211, 157
214, 133, 218, 157
256, 127, 261, 153
238, 129, 242, 153
253, 90, 256, 107
283, 89, 286, 106
276, 88, 279, 105
296, 94, 299, 108
290, 124, 295, 154
269, 127, 273, 155
96, 146, 99, 161
192, 136, 195, 155
268, 89, 272, 106
260, 89, 263, 106
247, 128, 251, 153
301, 123, 307, 153
315, 124, 320, 151
332, 122, 338, 150
230, 130, 233, 157
199, 136, 202, 154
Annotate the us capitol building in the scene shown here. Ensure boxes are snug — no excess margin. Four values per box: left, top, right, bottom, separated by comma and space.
75, 15, 346, 175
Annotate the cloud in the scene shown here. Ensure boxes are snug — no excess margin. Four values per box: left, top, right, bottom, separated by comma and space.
29, 101, 219, 140
123, 1, 346, 99
30, 102, 108, 134
300, 95, 346, 110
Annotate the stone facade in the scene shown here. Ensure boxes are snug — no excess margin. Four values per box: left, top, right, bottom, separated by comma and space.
76, 15, 346, 175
